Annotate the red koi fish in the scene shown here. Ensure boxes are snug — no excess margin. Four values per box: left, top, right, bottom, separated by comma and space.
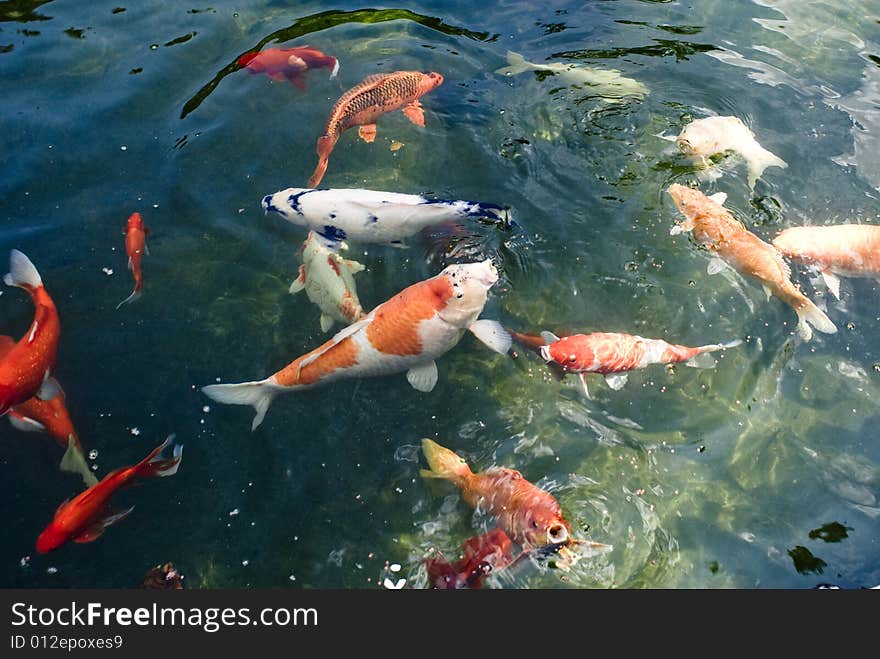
772, 224, 880, 300
117, 212, 148, 309
0, 336, 96, 487
421, 439, 610, 568
308, 70, 444, 187
202, 260, 509, 430
237, 46, 339, 91
0, 250, 60, 416
426, 528, 515, 589
539, 330, 741, 399
36, 436, 183, 553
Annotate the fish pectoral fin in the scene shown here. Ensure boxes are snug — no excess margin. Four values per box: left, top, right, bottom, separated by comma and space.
406, 361, 439, 393
578, 373, 591, 399
540, 331, 561, 343
144, 243, 150, 257
268, 72, 285, 82
707, 258, 727, 276
821, 270, 842, 300
289, 75, 307, 92
72, 526, 105, 544
708, 192, 728, 206
74, 506, 136, 542
7, 413, 46, 433
127, 256, 133, 272
468, 319, 512, 354
761, 284, 773, 301
402, 100, 426, 127
289, 266, 306, 294
357, 124, 377, 143
344, 258, 365, 274
36, 376, 60, 401
320, 314, 335, 333
604, 372, 628, 390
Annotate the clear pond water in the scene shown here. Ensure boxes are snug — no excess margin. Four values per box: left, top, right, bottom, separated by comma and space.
1, 0, 879, 588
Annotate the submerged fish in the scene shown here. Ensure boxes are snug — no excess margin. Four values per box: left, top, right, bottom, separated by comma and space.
0, 250, 61, 416
238, 46, 339, 91
262, 187, 510, 249
772, 224, 880, 300
425, 528, 515, 590
420, 438, 609, 568
141, 561, 185, 590
537, 330, 741, 399
0, 336, 96, 487
494, 50, 649, 103
117, 212, 148, 309
308, 70, 444, 187
202, 260, 511, 430
675, 116, 787, 189
36, 436, 183, 553
668, 184, 836, 340
290, 231, 366, 332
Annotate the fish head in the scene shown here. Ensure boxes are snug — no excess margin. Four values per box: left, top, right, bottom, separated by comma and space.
126, 212, 144, 231
262, 188, 306, 226
435, 259, 498, 326
521, 502, 574, 552
419, 71, 444, 94
543, 335, 594, 372
666, 183, 711, 220
676, 119, 722, 157
300, 232, 326, 263
35, 523, 65, 554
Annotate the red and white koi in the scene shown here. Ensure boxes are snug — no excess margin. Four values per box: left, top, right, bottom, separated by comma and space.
262, 187, 510, 249
290, 231, 366, 332
0, 250, 61, 416
772, 224, 880, 300
202, 260, 510, 430
538, 330, 741, 399
668, 184, 837, 340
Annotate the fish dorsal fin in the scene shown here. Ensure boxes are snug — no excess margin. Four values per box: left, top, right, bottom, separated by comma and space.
708, 192, 728, 206
358, 73, 392, 87
540, 331, 560, 343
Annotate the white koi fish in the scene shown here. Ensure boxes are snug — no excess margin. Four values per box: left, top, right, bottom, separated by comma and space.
674, 116, 787, 189
202, 260, 511, 430
262, 187, 511, 249
290, 232, 366, 332
494, 50, 649, 103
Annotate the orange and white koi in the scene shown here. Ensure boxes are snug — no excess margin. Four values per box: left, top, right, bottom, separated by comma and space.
36, 436, 183, 553
289, 231, 366, 332
668, 184, 837, 340
538, 330, 741, 399
308, 70, 444, 187
0, 250, 61, 416
202, 260, 510, 430
117, 212, 148, 309
420, 439, 610, 568
0, 335, 96, 487
772, 224, 880, 300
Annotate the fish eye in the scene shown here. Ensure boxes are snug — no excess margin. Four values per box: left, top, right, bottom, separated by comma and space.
456, 293, 463, 299
568, 355, 576, 363
531, 520, 539, 529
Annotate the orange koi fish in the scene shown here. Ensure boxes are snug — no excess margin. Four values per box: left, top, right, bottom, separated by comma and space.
0, 250, 61, 415
308, 70, 444, 187
238, 46, 339, 90
117, 212, 148, 309
36, 436, 183, 553
420, 439, 610, 567
0, 336, 96, 487
202, 260, 509, 430
772, 224, 880, 300
539, 330, 741, 399
426, 528, 515, 589
667, 184, 837, 340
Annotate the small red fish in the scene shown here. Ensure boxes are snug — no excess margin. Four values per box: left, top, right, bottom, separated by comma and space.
0, 335, 96, 487
36, 436, 183, 553
308, 70, 444, 187
0, 250, 60, 416
426, 528, 515, 589
540, 330, 741, 398
237, 46, 339, 91
117, 212, 148, 309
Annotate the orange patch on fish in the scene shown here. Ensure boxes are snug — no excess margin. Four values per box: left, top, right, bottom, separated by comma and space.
274, 335, 360, 386
366, 275, 453, 356
327, 256, 341, 276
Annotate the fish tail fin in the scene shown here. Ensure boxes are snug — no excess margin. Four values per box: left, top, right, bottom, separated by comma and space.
201, 379, 278, 431
135, 435, 184, 478
494, 50, 532, 76
60, 435, 98, 487
420, 438, 472, 487
475, 202, 514, 229
329, 57, 339, 79
4, 249, 42, 292
308, 136, 335, 188
746, 147, 787, 188
795, 299, 837, 341
115, 287, 142, 310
